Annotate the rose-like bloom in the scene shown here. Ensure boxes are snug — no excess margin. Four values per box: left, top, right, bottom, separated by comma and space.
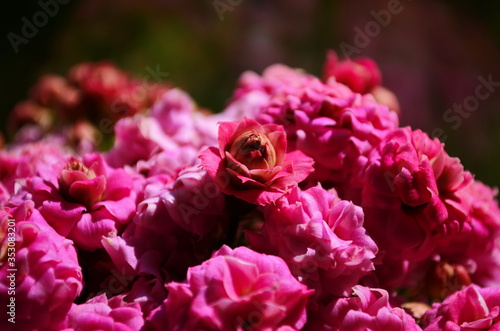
305, 286, 422, 331
200, 117, 314, 205
148, 245, 313, 331
0, 202, 82, 330
422, 285, 500, 330
27, 153, 136, 250
322, 50, 382, 94
361, 127, 473, 288
247, 185, 378, 300
63, 294, 145, 331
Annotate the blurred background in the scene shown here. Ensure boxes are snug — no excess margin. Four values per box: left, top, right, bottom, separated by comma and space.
1, 0, 500, 187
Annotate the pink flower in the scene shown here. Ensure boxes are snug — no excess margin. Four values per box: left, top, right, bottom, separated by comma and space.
227, 64, 398, 202
247, 185, 378, 299
322, 50, 382, 94
423, 285, 500, 331
0, 202, 82, 330
435, 180, 500, 288
305, 286, 422, 331
111, 173, 221, 283
0, 140, 68, 197
148, 245, 313, 331
63, 294, 145, 331
27, 153, 136, 250
161, 164, 227, 237
361, 127, 473, 290
151, 88, 218, 148
200, 117, 314, 205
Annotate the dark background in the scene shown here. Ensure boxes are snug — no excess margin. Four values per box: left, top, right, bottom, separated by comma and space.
2, 0, 500, 187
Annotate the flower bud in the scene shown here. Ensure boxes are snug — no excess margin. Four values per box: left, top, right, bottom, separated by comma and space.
58, 157, 106, 208
229, 131, 276, 170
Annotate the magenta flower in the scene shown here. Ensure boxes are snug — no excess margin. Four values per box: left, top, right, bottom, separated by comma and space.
226, 64, 398, 202
423, 285, 500, 330
0, 140, 68, 199
27, 153, 136, 250
111, 173, 221, 283
200, 117, 314, 205
0, 202, 82, 330
435, 180, 500, 288
247, 185, 378, 299
148, 245, 313, 331
322, 50, 382, 94
151, 88, 218, 148
64, 294, 145, 331
361, 127, 473, 287
305, 286, 422, 331
161, 163, 227, 237
105, 114, 195, 168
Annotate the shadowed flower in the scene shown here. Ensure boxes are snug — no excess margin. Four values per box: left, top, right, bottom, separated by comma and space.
361, 127, 473, 288
305, 286, 422, 331
63, 294, 145, 331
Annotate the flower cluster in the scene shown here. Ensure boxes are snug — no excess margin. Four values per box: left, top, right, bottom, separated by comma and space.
1, 51, 499, 330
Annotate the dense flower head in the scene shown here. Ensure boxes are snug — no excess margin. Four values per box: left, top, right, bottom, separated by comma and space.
1, 56, 500, 330
305, 286, 422, 331
9, 61, 172, 143
148, 245, 313, 331
200, 117, 314, 205
0, 202, 82, 330
226, 64, 398, 201
361, 127, 473, 288
26, 153, 136, 250
247, 185, 378, 300
422, 285, 500, 330
68, 61, 171, 120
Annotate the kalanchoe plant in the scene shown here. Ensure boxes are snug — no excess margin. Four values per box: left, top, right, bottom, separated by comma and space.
1, 53, 500, 330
